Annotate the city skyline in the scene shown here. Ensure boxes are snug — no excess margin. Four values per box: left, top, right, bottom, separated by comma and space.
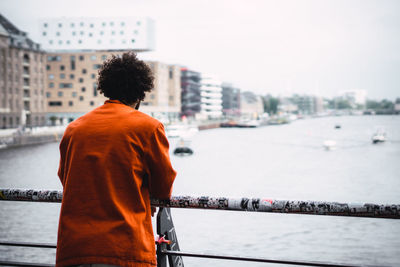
0, 0, 399, 100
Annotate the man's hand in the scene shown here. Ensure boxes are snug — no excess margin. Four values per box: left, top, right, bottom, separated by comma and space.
151, 206, 157, 217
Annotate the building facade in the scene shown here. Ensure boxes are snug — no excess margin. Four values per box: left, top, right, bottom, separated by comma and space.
0, 14, 46, 129
240, 91, 264, 118
45, 51, 180, 124
180, 68, 201, 118
199, 75, 223, 119
222, 83, 240, 117
38, 17, 155, 52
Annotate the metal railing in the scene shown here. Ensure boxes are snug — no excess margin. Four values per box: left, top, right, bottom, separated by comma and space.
0, 188, 398, 267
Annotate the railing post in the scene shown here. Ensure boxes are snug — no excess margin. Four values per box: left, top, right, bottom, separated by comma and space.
156, 207, 184, 267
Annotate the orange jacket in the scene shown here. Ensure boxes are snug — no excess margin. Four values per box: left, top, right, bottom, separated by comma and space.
56, 100, 176, 267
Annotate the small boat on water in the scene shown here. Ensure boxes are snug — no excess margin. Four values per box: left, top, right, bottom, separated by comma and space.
335, 124, 341, 129
372, 130, 386, 144
323, 140, 337, 150
173, 138, 193, 156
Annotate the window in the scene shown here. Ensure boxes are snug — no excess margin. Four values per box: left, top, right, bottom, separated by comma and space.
70, 23, 75, 27
90, 101, 94, 106
93, 83, 98, 96
97, 40, 102, 44
137, 21, 141, 26
49, 40, 53, 44
93, 64, 101, 70
49, 82, 54, 88
46, 65, 50, 70
42, 32, 47, 36
110, 22, 114, 26
169, 69, 173, 79
58, 40, 63, 45
101, 55, 107, 60
80, 31, 84, 35
48, 74, 54, 80
44, 23, 48, 28
81, 87, 86, 92
72, 92, 77, 97
82, 69, 87, 74
79, 78, 84, 83
70, 74, 75, 79
79, 96, 84, 101
80, 22, 84, 26
58, 91, 63, 97
58, 23, 62, 28
111, 31, 115, 35
56, 32, 60, 36
120, 31, 124, 35
68, 101, 73, 106
72, 31, 76, 36
46, 92, 51, 97
90, 55, 96, 60
100, 31, 104, 35
79, 55, 84, 61
49, 101, 62, 106
89, 33, 93, 37
60, 65, 65, 71
102, 22, 106, 27
131, 39, 135, 43
78, 40, 82, 44
66, 40, 70, 45
91, 74, 96, 79
59, 83, 73, 88
47, 56, 61, 62
60, 73, 65, 79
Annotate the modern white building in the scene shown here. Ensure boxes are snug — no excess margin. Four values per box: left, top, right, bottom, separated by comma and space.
37, 17, 155, 51
340, 89, 367, 106
200, 75, 223, 118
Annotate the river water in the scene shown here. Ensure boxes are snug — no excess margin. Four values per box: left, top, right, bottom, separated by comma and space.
0, 115, 399, 266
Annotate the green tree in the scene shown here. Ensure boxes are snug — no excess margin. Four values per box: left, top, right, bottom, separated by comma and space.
336, 99, 351, 109
263, 96, 279, 115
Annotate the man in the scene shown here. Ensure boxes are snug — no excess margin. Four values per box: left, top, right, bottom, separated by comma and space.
56, 52, 176, 267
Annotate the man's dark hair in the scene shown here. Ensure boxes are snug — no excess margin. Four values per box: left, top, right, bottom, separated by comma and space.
97, 52, 154, 105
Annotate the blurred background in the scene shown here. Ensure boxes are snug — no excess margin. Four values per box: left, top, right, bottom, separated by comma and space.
0, 0, 399, 266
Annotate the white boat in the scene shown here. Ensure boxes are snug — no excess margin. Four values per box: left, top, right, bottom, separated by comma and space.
372, 130, 386, 144
166, 124, 198, 138
323, 140, 337, 150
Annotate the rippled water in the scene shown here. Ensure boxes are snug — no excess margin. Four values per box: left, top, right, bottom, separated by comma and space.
1, 115, 399, 266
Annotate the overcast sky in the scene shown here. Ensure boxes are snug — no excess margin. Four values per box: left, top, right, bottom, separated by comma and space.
1, 0, 399, 99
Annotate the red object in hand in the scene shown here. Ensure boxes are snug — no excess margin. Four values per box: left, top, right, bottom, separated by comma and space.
155, 235, 171, 245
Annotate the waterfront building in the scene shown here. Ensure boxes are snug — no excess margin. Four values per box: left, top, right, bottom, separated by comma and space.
45, 51, 180, 124
180, 68, 201, 118
395, 98, 400, 113
288, 94, 316, 115
0, 14, 47, 129
199, 75, 223, 119
222, 83, 240, 117
240, 91, 264, 118
37, 17, 155, 52
339, 89, 367, 108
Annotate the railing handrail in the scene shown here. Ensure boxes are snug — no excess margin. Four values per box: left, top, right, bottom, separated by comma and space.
0, 188, 399, 219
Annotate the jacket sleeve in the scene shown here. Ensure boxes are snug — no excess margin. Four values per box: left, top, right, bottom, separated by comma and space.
146, 123, 176, 199
57, 132, 69, 186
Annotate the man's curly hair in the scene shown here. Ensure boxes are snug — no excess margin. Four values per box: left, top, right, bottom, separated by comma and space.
97, 52, 154, 105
